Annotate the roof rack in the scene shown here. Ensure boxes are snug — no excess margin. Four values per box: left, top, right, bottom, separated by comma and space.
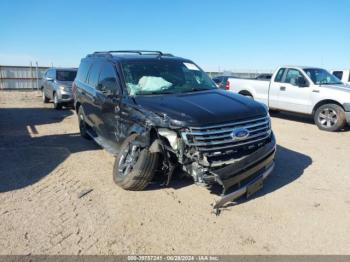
87, 50, 173, 58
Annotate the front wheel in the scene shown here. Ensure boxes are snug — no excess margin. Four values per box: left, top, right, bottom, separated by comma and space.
53, 93, 62, 110
113, 134, 159, 191
42, 90, 49, 103
314, 104, 346, 132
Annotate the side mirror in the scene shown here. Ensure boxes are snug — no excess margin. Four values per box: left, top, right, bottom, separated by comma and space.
97, 84, 116, 97
296, 76, 309, 87
46, 77, 54, 82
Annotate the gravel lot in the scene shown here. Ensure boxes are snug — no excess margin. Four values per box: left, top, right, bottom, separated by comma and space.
0, 90, 350, 255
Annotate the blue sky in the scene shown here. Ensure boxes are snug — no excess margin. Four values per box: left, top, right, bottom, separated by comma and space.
1, 0, 349, 71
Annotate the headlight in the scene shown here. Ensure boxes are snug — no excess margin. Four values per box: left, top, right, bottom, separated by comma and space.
59, 86, 71, 92
158, 128, 178, 150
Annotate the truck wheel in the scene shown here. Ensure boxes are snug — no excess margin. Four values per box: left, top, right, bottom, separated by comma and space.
42, 90, 49, 103
314, 104, 346, 132
113, 134, 159, 191
53, 93, 62, 110
78, 106, 91, 139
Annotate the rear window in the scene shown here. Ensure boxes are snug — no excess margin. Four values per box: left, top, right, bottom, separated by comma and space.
274, 68, 285, 82
76, 61, 91, 83
56, 70, 77, 81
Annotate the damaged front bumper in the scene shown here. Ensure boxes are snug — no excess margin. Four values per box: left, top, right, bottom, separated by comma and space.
209, 134, 276, 210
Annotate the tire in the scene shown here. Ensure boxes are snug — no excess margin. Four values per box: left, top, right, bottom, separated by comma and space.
53, 93, 62, 110
42, 90, 49, 103
113, 134, 159, 191
78, 106, 91, 139
314, 103, 346, 132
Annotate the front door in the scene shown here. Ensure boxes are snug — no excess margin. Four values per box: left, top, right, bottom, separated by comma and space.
274, 68, 312, 114
94, 62, 122, 143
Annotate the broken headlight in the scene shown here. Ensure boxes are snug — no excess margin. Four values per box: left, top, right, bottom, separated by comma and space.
158, 128, 179, 150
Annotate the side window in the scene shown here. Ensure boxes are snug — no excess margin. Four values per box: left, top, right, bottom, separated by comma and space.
76, 61, 91, 83
284, 69, 304, 85
87, 62, 101, 88
332, 71, 343, 80
213, 77, 222, 84
48, 69, 55, 79
98, 63, 120, 94
274, 68, 285, 82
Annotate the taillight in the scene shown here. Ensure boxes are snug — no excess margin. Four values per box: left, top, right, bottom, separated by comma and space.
225, 80, 230, 90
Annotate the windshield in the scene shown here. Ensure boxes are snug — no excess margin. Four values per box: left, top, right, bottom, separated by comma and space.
304, 68, 343, 85
56, 70, 77, 81
121, 60, 217, 95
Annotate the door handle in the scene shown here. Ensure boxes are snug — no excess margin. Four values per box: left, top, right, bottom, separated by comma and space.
280, 86, 286, 91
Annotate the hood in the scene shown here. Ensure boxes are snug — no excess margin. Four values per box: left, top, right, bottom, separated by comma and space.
55, 80, 73, 87
134, 89, 267, 127
320, 84, 350, 93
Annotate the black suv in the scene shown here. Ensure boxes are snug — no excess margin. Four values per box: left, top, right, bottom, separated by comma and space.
74, 51, 276, 209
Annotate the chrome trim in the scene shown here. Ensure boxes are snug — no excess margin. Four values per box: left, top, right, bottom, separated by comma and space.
188, 131, 271, 147
187, 120, 269, 136
197, 132, 271, 151
190, 116, 268, 130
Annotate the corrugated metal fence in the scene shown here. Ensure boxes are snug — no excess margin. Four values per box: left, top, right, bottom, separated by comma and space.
0, 65, 272, 90
0, 65, 49, 89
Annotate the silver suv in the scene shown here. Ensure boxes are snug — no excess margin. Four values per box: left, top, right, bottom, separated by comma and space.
41, 68, 77, 109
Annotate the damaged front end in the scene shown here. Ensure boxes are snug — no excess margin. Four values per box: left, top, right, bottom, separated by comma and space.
152, 114, 276, 212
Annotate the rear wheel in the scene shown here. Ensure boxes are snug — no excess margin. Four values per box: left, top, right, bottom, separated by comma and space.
53, 93, 62, 110
113, 134, 159, 191
314, 104, 346, 132
78, 106, 91, 139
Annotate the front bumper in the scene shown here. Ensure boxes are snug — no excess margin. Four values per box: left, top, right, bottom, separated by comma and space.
210, 134, 276, 209
57, 89, 73, 104
345, 112, 350, 123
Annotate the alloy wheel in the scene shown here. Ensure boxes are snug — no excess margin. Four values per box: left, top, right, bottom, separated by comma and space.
318, 108, 338, 128
118, 143, 140, 177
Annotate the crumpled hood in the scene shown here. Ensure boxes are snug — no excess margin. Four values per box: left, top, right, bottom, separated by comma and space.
134, 89, 267, 126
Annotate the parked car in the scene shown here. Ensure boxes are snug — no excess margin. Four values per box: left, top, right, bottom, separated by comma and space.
212, 76, 231, 90
74, 50, 276, 210
255, 73, 272, 81
227, 66, 350, 132
331, 70, 350, 85
41, 68, 77, 109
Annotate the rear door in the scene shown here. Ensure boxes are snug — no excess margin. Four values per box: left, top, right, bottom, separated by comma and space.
274, 68, 312, 113
84, 62, 102, 128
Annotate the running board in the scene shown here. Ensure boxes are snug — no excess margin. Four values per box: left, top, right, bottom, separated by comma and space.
86, 130, 119, 156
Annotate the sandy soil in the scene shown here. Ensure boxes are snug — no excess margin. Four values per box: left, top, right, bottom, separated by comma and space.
0, 90, 349, 255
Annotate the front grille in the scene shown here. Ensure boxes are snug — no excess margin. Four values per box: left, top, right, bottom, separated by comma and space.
182, 116, 271, 160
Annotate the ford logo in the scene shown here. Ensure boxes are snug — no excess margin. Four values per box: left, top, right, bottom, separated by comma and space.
231, 128, 250, 141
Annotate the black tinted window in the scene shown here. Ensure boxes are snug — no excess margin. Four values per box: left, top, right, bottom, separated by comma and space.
76, 61, 91, 83
274, 68, 285, 82
213, 77, 222, 84
332, 71, 343, 80
98, 63, 119, 94
87, 63, 101, 88
56, 70, 77, 81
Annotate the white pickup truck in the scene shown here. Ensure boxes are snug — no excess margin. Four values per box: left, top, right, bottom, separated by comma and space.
331, 70, 350, 85
227, 66, 350, 132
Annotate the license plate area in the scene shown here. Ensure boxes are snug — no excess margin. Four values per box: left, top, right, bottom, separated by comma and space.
246, 175, 263, 198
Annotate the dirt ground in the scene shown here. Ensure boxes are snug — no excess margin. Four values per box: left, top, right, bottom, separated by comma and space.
0, 90, 350, 255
